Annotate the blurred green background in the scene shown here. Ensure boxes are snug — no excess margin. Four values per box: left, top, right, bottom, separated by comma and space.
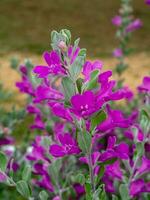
0, 0, 150, 57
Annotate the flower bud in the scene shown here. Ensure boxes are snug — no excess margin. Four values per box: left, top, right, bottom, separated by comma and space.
58, 41, 67, 52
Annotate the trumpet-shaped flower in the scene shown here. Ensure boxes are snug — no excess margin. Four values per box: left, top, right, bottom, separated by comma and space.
70, 91, 97, 118
50, 133, 80, 157
97, 105, 132, 132
34, 85, 64, 103
82, 60, 103, 81
33, 51, 66, 78
138, 76, 150, 93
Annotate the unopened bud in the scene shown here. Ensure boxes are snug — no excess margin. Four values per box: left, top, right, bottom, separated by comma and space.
58, 41, 67, 52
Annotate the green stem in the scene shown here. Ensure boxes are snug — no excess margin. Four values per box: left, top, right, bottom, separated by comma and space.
87, 145, 95, 194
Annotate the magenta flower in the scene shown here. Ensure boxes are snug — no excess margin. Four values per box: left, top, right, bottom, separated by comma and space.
105, 161, 123, 180
35, 174, 54, 192
112, 15, 122, 26
27, 136, 47, 161
137, 76, 150, 93
70, 91, 97, 118
135, 156, 150, 176
113, 48, 123, 58
52, 196, 61, 200
97, 71, 130, 105
50, 102, 73, 122
129, 179, 149, 197
33, 51, 66, 78
82, 60, 103, 81
124, 127, 144, 142
126, 19, 142, 32
34, 85, 64, 103
102, 176, 115, 193
145, 0, 150, 5
19, 65, 28, 75
0, 136, 14, 146
96, 136, 129, 162
30, 114, 45, 130
50, 133, 80, 157
97, 105, 132, 132
16, 76, 35, 96
67, 46, 80, 64
73, 184, 85, 199
27, 104, 41, 115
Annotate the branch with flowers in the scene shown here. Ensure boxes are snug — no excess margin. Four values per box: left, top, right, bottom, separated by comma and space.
0, 28, 149, 200
112, 0, 142, 81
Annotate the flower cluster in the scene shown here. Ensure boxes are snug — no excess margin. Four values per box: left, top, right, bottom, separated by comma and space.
2, 28, 145, 200
112, 0, 142, 77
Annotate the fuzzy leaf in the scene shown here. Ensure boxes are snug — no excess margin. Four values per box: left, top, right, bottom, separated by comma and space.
62, 77, 75, 101
90, 110, 107, 132
0, 151, 7, 172
119, 184, 130, 200
77, 132, 92, 154
39, 191, 48, 200
16, 180, 31, 198
22, 165, 31, 182
82, 70, 100, 91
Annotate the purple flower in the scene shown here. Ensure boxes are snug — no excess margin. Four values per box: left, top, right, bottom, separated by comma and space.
70, 91, 97, 118
137, 76, 150, 93
130, 179, 150, 197
16, 76, 35, 96
34, 85, 64, 103
102, 176, 115, 193
120, 86, 134, 101
113, 48, 123, 58
145, 0, 150, 5
35, 174, 54, 192
19, 65, 28, 75
52, 196, 61, 200
30, 114, 45, 130
50, 102, 73, 122
135, 156, 150, 176
98, 136, 129, 161
82, 60, 103, 81
67, 46, 80, 64
97, 71, 129, 105
0, 136, 14, 146
73, 184, 85, 199
105, 161, 123, 180
50, 133, 80, 157
112, 15, 122, 26
33, 51, 66, 78
126, 19, 142, 32
124, 127, 144, 142
27, 136, 47, 161
97, 105, 132, 132
27, 104, 41, 115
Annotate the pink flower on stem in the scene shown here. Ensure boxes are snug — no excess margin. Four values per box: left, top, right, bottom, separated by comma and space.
33, 50, 66, 78
50, 133, 80, 157
70, 91, 97, 118
112, 15, 122, 26
82, 60, 103, 82
137, 76, 150, 93
113, 48, 123, 58
34, 85, 64, 103
126, 19, 142, 33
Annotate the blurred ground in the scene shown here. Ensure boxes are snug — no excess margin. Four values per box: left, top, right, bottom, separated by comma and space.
0, 52, 149, 108
0, 0, 150, 57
